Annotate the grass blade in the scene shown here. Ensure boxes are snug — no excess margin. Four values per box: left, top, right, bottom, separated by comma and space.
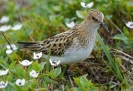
96, 33, 123, 81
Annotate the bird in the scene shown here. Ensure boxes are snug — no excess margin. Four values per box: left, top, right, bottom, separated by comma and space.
17, 9, 109, 65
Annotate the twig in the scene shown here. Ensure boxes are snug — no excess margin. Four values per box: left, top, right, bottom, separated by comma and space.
112, 48, 133, 59
68, 75, 74, 87
109, 20, 124, 35
111, 48, 133, 65
117, 55, 133, 65
1, 31, 13, 51
14, 0, 34, 41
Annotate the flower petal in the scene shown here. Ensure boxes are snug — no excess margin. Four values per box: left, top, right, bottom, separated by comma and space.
33, 52, 42, 59
16, 79, 25, 86
0, 81, 8, 88
19, 59, 33, 66
0, 25, 11, 32
56, 60, 60, 65
66, 21, 75, 28
0, 16, 9, 23
21, 79, 25, 86
11, 44, 17, 50
29, 70, 39, 78
6, 49, 13, 54
80, 2, 93, 8
6, 44, 17, 50
126, 21, 133, 28
0, 69, 9, 76
86, 2, 93, 8
49, 59, 60, 66
11, 24, 22, 30
80, 2, 86, 8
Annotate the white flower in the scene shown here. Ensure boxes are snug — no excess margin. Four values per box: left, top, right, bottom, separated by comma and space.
6, 44, 17, 54
11, 23, 22, 30
0, 25, 11, 32
49, 59, 60, 66
6, 44, 17, 50
6, 50, 13, 54
16, 79, 25, 86
29, 70, 39, 78
0, 81, 8, 88
0, 16, 9, 23
33, 52, 42, 60
66, 21, 75, 28
80, 2, 94, 8
126, 21, 133, 28
19, 59, 33, 67
0, 69, 9, 76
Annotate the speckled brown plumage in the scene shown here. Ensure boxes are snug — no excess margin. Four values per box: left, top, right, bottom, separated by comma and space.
17, 9, 109, 64
17, 25, 79, 56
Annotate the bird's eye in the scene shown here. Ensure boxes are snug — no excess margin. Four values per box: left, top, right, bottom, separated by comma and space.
92, 16, 95, 20
92, 16, 98, 21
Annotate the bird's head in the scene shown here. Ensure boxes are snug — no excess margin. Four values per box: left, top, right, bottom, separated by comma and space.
85, 9, 109, 32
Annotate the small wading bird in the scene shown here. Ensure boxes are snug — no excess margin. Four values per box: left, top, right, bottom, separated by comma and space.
17, 9, 109, 64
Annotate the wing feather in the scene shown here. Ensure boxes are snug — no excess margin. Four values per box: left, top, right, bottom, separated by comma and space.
40, 31, 73, 56
17, 25, 79, 56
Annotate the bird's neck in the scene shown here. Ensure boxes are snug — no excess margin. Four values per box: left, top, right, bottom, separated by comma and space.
76, 20, 98, 48
81, 19, 99, 33
79, 20, 98, 37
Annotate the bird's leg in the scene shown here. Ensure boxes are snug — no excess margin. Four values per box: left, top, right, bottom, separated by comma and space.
60, 64, 71, 78
81, 60, 87, 68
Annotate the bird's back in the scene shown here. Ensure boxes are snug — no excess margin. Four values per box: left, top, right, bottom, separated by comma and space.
17, 25, 79, 56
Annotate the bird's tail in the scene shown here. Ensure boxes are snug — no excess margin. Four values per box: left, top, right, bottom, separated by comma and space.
17, 42, 42, 52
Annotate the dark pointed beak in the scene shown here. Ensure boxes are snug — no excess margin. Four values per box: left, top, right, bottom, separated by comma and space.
100, 22, 109, 32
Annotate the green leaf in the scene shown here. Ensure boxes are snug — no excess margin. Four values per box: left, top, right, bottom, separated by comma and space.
9, 61, 16, 70
10, 83, 24, 91
53, 6, 61, 11
15, 66, 27, 78
113, 34, 128, 41
76, 10, 86, 19
105, 15, 112, 20
74, 77, 81, 87
25, 29, 33, 35
121, 79, 130, 91
71, 87, 83, 91
80, 74, 89, 89
0, 57, 9, 69
74, 74, 96, 90
9, 62, 27, 78
10, 79, 30, 90
5, 83, 14, 91
49, 15, 55, 22
40, 62, 47, 70
48, 67, 61, 79
7, 75, 13, 82
30, 79, 38, 90
123, 27, 129, 37
28, 61, 43, 72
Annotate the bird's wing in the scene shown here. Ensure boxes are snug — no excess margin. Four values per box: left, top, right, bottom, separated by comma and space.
17, 31, 73, 56
39, 31, 74, 56
17, 25, 79, 56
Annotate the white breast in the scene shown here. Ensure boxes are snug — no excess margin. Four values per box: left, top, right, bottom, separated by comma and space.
45, 37, 96, 64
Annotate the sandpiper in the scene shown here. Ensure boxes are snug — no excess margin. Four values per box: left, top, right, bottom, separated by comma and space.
17, 9, 109, 64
